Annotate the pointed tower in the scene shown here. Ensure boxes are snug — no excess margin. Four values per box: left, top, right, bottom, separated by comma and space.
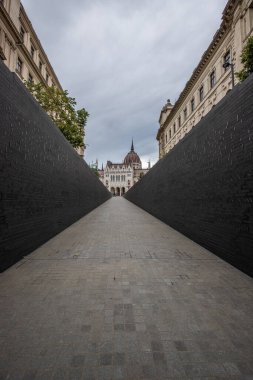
123, 139, 141, 168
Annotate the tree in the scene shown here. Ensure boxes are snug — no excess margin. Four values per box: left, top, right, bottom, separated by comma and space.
25, 81, 89, 148
236, 36, 253, 82
90, 167, 100, 177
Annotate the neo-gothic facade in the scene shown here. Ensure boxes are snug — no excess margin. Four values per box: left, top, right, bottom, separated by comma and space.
157, 0, 253, 158
99, 141, 150, 196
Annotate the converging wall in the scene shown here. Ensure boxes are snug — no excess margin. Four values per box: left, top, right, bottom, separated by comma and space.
0, 60, 111, 272
125, 74, 253, 277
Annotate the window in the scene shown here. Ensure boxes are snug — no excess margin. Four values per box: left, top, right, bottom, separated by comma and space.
173, 123, 176, 134
223, 50, 231, 71
199, 85, 204, 102
20, 27, 25, 42
30, 44, 35, 59
28, 73, 33, 83
184, 107, 187, 120
178, 115, 181, 128
191, 97, 195, 112
39, 61, 43, 72
46, 72, 49, 83
16, 57, 23, 74
165, 133, 168, 143
169, 129, 172, 139
210, 70, 216, 88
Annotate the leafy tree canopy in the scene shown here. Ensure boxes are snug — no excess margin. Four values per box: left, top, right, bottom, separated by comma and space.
90, 167, 100, 177
236, 36, 253, 82
25, 81, 89, 148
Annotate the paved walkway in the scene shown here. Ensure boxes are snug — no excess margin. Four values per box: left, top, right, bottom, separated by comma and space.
0, 198, 253, 380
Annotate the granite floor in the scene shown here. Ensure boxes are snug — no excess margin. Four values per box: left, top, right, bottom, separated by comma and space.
0, 197, 253, 380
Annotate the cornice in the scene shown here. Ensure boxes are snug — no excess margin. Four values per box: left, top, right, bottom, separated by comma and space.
0, 2, 62, 90
0, 3, 22, 43
19, 4, 62, 90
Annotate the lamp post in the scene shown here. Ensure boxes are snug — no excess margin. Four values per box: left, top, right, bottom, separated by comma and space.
223, 62, 235, 88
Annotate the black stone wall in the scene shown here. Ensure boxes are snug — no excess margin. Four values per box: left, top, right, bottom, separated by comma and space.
125, 74, 253, 277
0, 60, 111, 272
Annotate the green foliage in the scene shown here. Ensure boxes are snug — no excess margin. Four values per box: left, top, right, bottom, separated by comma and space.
90, 167, 99, 177
25, 82, 89, 148
236, 36, 253, 82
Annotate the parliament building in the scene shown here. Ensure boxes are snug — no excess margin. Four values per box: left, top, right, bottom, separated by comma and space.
99, 141, 150, 196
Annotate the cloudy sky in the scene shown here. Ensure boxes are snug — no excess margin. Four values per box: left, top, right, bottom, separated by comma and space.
22, 0, 228, 168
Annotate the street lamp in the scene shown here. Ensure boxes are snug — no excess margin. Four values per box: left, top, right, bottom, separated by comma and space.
223, 62, 235, 88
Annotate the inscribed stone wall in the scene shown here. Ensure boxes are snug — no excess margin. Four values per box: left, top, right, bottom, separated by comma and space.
126, 74, 253, 277
0, 60, 111, 271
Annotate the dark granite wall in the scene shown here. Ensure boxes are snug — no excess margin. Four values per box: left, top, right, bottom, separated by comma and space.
0, 60, 111, 271
125, 74, 253, 277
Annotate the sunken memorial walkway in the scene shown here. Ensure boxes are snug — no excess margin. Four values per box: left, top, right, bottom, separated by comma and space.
0, 197, 252, 380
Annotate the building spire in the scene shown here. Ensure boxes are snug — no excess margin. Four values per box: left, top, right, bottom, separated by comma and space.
131, 138, 134, 151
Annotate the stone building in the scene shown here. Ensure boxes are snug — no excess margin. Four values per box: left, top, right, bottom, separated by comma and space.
99, 141, 150, 196
157, 0, 253, 159
0, 0, 84, 157
0, 0, 62, 89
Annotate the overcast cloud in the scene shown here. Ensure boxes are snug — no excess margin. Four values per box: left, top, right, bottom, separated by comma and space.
22, 0, 228, 168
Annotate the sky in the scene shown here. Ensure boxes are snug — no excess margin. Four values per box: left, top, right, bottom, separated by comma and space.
22, 0, 228, 169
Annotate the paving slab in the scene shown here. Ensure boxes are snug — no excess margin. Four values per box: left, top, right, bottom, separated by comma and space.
0, 197, 253, 380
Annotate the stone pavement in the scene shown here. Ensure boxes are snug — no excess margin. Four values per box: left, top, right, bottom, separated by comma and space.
0, 197, 253, 380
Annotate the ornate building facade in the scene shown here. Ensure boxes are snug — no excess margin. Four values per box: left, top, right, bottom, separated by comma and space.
157, 0, 253, 158
0, 0, 84, 157
99, 141, 150, 196
0, 0, 62, 88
